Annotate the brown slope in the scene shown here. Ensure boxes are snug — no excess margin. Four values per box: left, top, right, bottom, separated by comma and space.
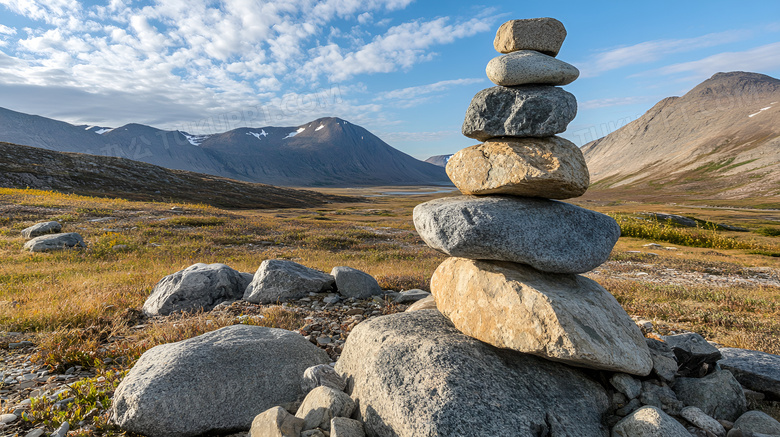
0, 142, 359, 209
582, 72, 780, 206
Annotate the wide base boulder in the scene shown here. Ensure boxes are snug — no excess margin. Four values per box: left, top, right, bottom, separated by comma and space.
244, 259, 335, 304
23, 233, 86, 252
335, 310, 610, 437
111, 325, 330, 437
431, 258, 652, 375
142, 263, 251, 316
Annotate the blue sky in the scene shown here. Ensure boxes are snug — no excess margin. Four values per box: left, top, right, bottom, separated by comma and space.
0, 0, 779, 160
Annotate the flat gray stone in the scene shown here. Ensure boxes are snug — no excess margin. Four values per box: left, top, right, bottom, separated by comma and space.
111, 325, 330, 437
612, 406, 690, 437
493, 17, 567, 56
673, 370, 747, 422
331, 266, 382, 299
394, 289, 431, 304
719, 347, 780, 398
662, 333, 722, 377
244, 259, 335, 304
487, 50, 579, 86
23, 232, 86, 252
681, 406, 726, 437
462, 86, 577, 141
21, 221, 61, 239
142, 263, 249, 316
413, 196, 620, 274
733, 410, 780, 435
335, 310, 610, 437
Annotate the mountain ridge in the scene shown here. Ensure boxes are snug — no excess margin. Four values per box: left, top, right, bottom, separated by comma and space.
0, 108, 449, 187
581, 71, 780, 206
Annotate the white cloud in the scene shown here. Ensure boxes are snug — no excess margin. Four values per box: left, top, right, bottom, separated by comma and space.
579, 96, 654, 110
578, 29, 752, 77
643, 41, 780, 80
376, 78, 485, 108
0, 24, 17, 35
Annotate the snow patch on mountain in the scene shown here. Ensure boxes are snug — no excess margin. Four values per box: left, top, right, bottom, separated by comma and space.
315, 124, 324, 131
284, 127, 306, 139
247, 130, 269, 140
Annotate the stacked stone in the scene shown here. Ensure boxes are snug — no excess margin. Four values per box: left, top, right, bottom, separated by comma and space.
413, 18, 653, 376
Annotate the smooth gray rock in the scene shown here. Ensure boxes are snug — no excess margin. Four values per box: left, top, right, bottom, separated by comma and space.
719, 347, 780, 398
673, 370, 747, 422
662, 333, 722, 377
23, 232, 86, 252
111, 325, 330, 437
142, 263, 249, 316
413, 196, 620, 274
249, 406, 305, 437
405, 295, 436, 312
733, 411, 780, 435
330, 266, 382, 299
462, 86, 577, 141
611, 373, 642, 399
681, 406, 726, 437
646, 338, 678, 382
486, 50, 579, 86
330, 417, 365, 437
612, 406, 690, 437
295, 385, 356, 431
301, 364, 347, 395
394, 289, 431, 304
640, 381, 684, 416
244, 259, 335, 304
493, 17, 567, 57
335, 310, 610, 437
21, 221, 61, 239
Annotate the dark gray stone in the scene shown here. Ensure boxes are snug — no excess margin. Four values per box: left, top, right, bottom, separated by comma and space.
611, 373, 642, 399
719, 347, 780, 398
244, 259, 335, 304
733, 410, 780, 435
662, 333, 722, 377
639, 381, 684, 415
462, 86, 577, 141
331, 266, 382, 299
673, 370, 747, 422
413, 196, 620, 274
23, 232, 86, 252
111, 325, 330, 437
142, 263, 249, 316
646, 338, 678, 382
394, 289, 431, 304
335, 310, 610, 437
612, 406, 690, 437
21, 221, 61, 239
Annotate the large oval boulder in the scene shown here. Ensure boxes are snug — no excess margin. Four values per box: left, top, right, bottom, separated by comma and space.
244, 259, 335, 304
718, 347, 780, 398
431, 257, 652, 375
23, 232, 86, 252
672, 370, 747, 422
331, 266, 383, 299
486, 50, 579, 86
111, 325, 330, 437
335, 310, 610, 437
446, 136, 589, 199
413, 196, 620, 274
462, 86, 577, 141
142, 263, 251, 316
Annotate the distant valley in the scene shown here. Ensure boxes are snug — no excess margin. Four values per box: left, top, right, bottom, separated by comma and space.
582, 71, 780, 208
0, 109, 449, 187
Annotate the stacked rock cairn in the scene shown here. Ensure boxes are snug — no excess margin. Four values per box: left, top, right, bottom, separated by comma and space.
413, 17, 654, 376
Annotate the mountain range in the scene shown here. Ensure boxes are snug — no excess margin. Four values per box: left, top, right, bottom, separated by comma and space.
582, 71, 780, 206
0, 109, 449, 187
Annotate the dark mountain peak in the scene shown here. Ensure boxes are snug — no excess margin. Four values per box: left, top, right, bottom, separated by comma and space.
425, 154, 453, 167
685, 71, 780, 101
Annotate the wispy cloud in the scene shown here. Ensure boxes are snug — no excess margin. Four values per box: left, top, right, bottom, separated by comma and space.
642, 41, 780, 80
578, 29, 752, 77
375, 78, 485, 108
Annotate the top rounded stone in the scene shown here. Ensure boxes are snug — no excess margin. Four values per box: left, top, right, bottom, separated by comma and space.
494, 18, 567, 57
